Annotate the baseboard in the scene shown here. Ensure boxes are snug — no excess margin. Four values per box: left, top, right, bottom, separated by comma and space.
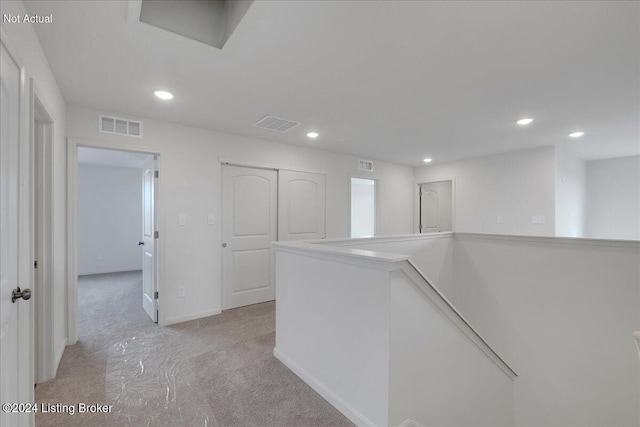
78, 268, 142, 276
161, 308, 222, 326
53, 338, 67, 377
273, 347, 378, 427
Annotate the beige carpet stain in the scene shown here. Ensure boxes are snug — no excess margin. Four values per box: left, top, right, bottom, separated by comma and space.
35, 271, 352, 427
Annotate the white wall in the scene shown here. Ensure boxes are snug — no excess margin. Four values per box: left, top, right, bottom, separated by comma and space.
452, 233, 640, 427
389, 270, 514, 427
66, 104, 414, 325
320, 234, 454, 300
1, 0, 68, 373
77, 164, 143, 275
555, 146, 586, 237
586, 155, 640, 240
414, 146, 556, 236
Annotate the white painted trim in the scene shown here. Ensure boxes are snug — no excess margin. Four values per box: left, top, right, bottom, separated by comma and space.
633, 332, 640, 360
67, 137, 164, 344
274, 348, 378, 427
316, 232, 453, 247
218, 157, 327, 175
30, 79, 56, 383
455, 232, 640, 249
273, 242, 409, 265
161, 308, 222, 326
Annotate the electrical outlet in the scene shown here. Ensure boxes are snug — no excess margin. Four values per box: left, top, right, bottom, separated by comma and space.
178, 214, 187, 226
496, 216, 503, 224
97, 254, 103, 260
178, 287, 185, 298
207, 214, 215, 225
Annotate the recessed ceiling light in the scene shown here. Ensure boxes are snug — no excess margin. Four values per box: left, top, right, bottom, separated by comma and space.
516, 118, 534, 126
307, 132, 319, 139
423, 158, 433, 163
568, 131, 585, 138
154, 90, 174, 100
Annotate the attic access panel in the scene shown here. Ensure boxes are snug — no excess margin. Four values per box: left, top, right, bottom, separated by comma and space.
138, 0, 253, 49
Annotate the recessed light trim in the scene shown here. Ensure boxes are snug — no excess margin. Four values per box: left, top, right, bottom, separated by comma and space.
307, 132, 319, 139
568, 131, 585, 138
154, 90, 174, 100
516, 118, 534, 126
423, 158, 433, 163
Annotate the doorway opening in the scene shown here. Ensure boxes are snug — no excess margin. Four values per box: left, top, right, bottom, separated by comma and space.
350, 177, 377, 238
74, 147, 159, 342
419, 180, 453, 233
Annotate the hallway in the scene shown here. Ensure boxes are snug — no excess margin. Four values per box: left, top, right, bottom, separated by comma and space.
35, 271, 351, 426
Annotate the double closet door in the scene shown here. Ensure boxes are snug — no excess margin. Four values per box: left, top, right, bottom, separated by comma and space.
222, 165, 326, 309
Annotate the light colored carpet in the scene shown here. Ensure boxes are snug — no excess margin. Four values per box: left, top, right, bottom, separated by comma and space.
35, 271, 352, 427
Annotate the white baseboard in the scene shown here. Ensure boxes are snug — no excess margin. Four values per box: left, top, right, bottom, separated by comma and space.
161, 308, 222, 326
273, 347, 378, 427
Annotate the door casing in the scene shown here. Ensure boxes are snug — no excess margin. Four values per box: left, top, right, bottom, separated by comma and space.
66, 138, 163, 342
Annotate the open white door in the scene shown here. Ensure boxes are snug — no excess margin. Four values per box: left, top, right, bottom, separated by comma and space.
420, 181, 452, 233
1, 37, 33, 426
141, 156, 157, 322
278, 170, 326, 241
222, 165, 277, 309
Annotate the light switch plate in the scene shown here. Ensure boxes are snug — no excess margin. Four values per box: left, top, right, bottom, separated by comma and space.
178, 214, 187, 226
207, 214, 215, 225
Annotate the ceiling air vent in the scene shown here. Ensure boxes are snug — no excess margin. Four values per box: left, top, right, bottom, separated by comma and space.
358, 159, 374, 172
253, 115, 300, 133
99, 114, 143, 138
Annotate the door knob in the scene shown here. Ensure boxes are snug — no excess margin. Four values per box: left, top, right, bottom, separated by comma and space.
12, 287, 31, 303
222, 243, 227, 248
138, 241, 145, 246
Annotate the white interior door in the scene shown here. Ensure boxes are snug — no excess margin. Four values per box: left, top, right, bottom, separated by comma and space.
420, 181, 453, 233
278, 170, 326, 241
142, 156, 157, 322
222, 165, 277, 309
1, 39, 32, 426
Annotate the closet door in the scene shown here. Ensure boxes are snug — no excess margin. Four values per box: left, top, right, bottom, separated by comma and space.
278, 170, 326, 241
222, 165, 277, 309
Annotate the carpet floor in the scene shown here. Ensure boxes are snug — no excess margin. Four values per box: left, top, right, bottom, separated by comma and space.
35, 271, 352, 427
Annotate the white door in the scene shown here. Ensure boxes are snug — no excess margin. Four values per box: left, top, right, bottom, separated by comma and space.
222, 165, 277, 309
278, 170, 326, 241
420, 181, 452, 233
141, 157, 157, 322
1, 39, 32, 426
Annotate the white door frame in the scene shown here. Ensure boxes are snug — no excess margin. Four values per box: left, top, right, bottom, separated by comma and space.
29, 79, 56, 383
66, 137, 163, 344
414, 178, 457, 234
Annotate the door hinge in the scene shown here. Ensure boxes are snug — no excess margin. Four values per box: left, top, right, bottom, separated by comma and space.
154, 170, 159, 178
154, 291, 159, 299
34, 260, 38, 269
154, 230, 159, 239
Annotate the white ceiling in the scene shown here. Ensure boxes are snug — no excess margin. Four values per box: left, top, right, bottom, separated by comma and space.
27, 0, 640, 166
78, 146, 151, 169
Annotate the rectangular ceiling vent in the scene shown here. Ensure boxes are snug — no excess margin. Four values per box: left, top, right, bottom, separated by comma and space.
358, 159, 374, 172
253, 115, 300, 133
99, 114, 143, 138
